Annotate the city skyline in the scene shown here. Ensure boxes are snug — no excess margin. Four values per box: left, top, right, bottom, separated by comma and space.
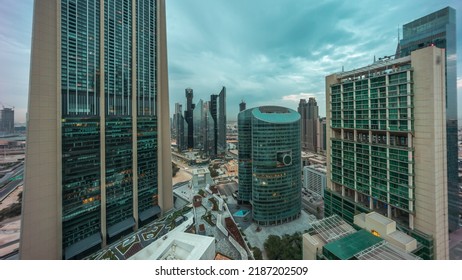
1, 0, 461, 123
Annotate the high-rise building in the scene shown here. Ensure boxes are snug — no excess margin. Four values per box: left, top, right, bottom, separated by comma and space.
185, 88, 195, 149
319, 117, 327, 152
298, 98, 319, 153
396, 6, 459, 233
325, 46, 449, 259
204, 101, 215, 156
21, 0, 172, 260
238, 106, 301, 225
0, 107, 14, 135
193, 99, 205, 150
217, 87, 227, 154
210, 86, 227, 156
173, 103, 186, 152
239, 100, 246, 112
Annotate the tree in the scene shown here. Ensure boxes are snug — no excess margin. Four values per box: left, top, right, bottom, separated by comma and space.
172, 162, 180, 177
263, 232, 302, 260
252, 247, 263, 260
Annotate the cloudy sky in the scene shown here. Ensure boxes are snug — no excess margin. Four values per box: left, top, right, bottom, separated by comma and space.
0, 0, 461, 123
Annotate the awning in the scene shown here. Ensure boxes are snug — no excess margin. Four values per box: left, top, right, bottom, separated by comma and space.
64, 232, 102, 260
139, 206, 161, 222
107, 217, 136, 238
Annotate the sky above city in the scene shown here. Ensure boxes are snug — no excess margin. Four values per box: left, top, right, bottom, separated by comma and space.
0, 0, 461, 123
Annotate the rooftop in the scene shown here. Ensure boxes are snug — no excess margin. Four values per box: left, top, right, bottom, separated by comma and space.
304, 164, 327, 174
251, 106, 300, 124
323, 229, 382, 260
129, 231, 214, 260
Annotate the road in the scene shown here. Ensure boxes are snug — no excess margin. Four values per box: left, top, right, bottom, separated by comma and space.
0, 163, 24, 202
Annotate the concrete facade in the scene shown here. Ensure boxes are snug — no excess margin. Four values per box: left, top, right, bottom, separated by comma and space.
20, 0, 172, 260
325, 46, 448, 259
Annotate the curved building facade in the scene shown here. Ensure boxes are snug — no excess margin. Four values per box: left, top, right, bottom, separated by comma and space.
238, 106, 301, 226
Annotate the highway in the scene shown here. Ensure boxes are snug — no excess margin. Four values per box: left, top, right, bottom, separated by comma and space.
0, 163, 24, 201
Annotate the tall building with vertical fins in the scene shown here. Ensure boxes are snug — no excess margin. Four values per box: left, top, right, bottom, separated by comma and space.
396, 6, 459, 233
325, 46, 449, 259
20, 0, 172, 260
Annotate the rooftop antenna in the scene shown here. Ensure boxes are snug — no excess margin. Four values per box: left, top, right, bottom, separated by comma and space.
374, 55, 376, 63
342, 66, 344, 72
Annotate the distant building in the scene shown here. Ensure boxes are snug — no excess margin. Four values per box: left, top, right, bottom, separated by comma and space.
173, 103, 187, 152
185, 88, 195, 149
397, 6, 459, 233
239, 100, 246, 112
193, 99, 205, 150
319, 117, 327, 152
238, 106, 301, 225
211, 87, 227, 156
0, 107, 14, 135
326, 46, 449, 259
303, 214, 420, 260
303, 165, 326, 198
298, 98, 319, 153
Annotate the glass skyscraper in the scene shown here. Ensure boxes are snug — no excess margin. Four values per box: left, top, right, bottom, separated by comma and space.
238, 106, 301, 225
396, 6, 459, 232
21, 0, 172, 259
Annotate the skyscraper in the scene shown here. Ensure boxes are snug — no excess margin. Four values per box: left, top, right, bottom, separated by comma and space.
238, 106, 301, 225
0, 107, 14, 135
185, 88, 195, 149
173, 103, 186, 152
217, 87, 227, 154
193, 99, 205, 150
210, 86, 227, 156
319, 117, 327, 152
325, 46, 448, 259
21, 0, 172, 260
396, 6, 459, 232
298, 98, 319, 153
239, 100, 246, 112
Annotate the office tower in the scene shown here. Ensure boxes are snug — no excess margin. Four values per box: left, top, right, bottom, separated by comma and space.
396, 7, 459, 233
325, 46, 448, 259
238, 106, 301, 225
173, 103, 186, 152
21, 0, 172, 259
217, 87, 227, 154
319, 117, 327, 152
0, 107, 14, 135
204, 101, 215, 156
193, 99, 205, 150
239, 100, 246, 112
210, 86, 227, 156
303, 164, 326, 198
185, 88, 195, 149
210, 94, 218, 155
298, 98, 319, 153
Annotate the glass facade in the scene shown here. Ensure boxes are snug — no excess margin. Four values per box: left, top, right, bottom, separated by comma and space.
60, 0, 160, 258
238, 106, 301, 225
397, 7, 459, 231
329, 67, 415, 215
61, 0, 102, 256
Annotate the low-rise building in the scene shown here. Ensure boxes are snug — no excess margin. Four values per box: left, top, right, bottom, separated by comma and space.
303, 213, 420, 260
